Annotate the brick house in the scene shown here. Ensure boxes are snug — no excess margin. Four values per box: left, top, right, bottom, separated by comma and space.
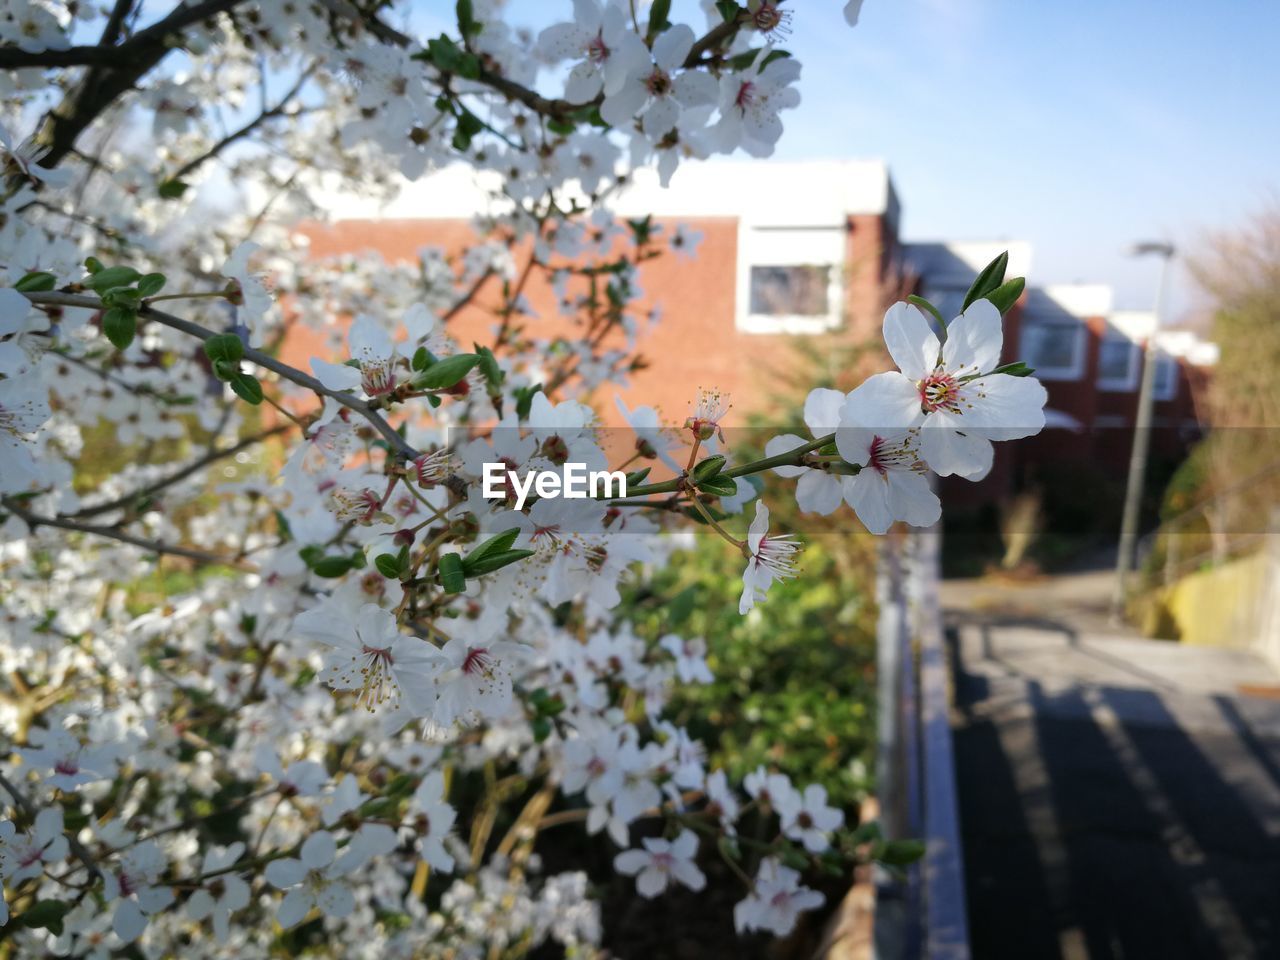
300, 160, 1215, 511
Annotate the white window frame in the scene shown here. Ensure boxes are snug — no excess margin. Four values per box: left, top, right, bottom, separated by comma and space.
1096, 334, 1140, 392
735, 223, 844, 334
1019, 318, 1086, 381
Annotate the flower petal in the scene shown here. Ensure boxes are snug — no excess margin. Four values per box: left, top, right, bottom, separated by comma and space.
883, 302, 939, 380
942, 299, 1003, 374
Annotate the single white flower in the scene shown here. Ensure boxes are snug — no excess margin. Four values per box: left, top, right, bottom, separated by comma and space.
311, 314, 399, 398
0, 122, 72, 187
711, 45, 801, 157
103, 842, 173, 943
778, 783, 844, 853
613, 829, 705, 898
264, 831, 357, 928
293, 601, 441, 721
221, 242, 273, 334
536, 0, 650, 104
185, 842, 249, 943
407, 769, 458, 873
739, 502, 800, 615
659, 634, 713, 684
254, 746, 328, 798
767, 387, 846, 515
601, 24, 718, 141
0, 807, 68, 882
734, 858, 825, 936
19, 726, 110, 790
429, 635, 516, 727
0, 369, 52, 494
852, 300, 1047, 478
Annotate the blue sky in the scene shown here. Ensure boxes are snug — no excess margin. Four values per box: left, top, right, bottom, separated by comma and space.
412, 1, 1279, 322
771, 1, 1280, 321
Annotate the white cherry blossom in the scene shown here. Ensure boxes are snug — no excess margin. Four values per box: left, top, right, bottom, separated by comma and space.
614, 829, 705, 898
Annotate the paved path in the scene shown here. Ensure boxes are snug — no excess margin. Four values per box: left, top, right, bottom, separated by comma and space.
943, 571, 1280, 960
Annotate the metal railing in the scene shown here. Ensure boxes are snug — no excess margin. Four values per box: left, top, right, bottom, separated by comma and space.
874, 532, 970, 959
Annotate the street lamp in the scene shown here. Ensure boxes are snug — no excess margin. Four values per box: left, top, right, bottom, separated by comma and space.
1111, 241, 1176, 622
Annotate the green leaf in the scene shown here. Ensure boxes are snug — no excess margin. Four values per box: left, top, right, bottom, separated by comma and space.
136, 272, 167, 297
87, 265, 141, 292
456, 0, 481, 36
298, 545, 325, 568
715, 0, 740, 23
514, 384, 542, 420
158, 178, 189, 200
20, 900, 70, 935
229, 371, 264, 405
413, 353, 480, 390
14, 270, 56, 293
101, 306, 136, 350
691, 454, 727, 482
375, 554, 402, 579
203, 333, 245, 364
876, 838, 926, 866
438, 553, 466, 594
83, 256, 104, 274
462, 548, 534, 577
411, 346, 435, 372
906, 294, 944, 326
697, 474, 739, 499
464, 528, 520, 567
311, 556, 356, 578
991, 360, 1035, 377
624, 466, 651, 487
647, 0, 672, 39
961, 251, 1009, 313
475, 344, 503, 388
985, 276, 1025, 316
531, 716, 552, 742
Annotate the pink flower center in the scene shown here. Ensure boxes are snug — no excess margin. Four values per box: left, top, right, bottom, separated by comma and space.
54, 758, 79, 777
919, 372, 962, 413
462, 647, 493, 676
586, 32, 610, 63
734, 80, 756, 112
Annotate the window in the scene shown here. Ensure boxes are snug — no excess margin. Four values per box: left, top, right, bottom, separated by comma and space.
736, 224, 844, 334
1152, 354, 1178, 401
1020, 320, 1085, 380
1097, 335, 1139, 391
749, 265, 832, 317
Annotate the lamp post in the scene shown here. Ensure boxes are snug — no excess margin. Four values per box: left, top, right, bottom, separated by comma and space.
1111, 241, 1176, 623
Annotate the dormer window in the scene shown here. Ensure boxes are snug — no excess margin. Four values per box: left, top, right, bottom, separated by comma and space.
736, 223, 843, 334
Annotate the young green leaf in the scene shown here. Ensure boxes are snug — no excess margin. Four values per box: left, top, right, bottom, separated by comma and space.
311, 556, 355, 578
437, 553, 466, 594
691, 454, 727, 482
14, 271, 56, 293
136, 273, 167, 297
696, 474, 739, 499
102, 306, 137, 350
462, 548, 534, 577
906, 294, 944, 326
984, 276, 1025, 316
961, 251, 1009, 312
464, 528, 521, 567
413, 353, 480, 390
374, 554, 403, 579
203, 333, 245, 364
87, 265, 141, 293
229, 371, 264, 405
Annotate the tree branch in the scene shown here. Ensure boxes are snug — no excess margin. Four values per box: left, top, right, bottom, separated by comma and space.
68, 423, 292, 520
2, 496, 258, 570
34, 0, 249, 170
22, 290, 421, 462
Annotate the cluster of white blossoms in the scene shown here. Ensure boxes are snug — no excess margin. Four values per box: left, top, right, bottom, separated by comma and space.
0, 0, 1047, 954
